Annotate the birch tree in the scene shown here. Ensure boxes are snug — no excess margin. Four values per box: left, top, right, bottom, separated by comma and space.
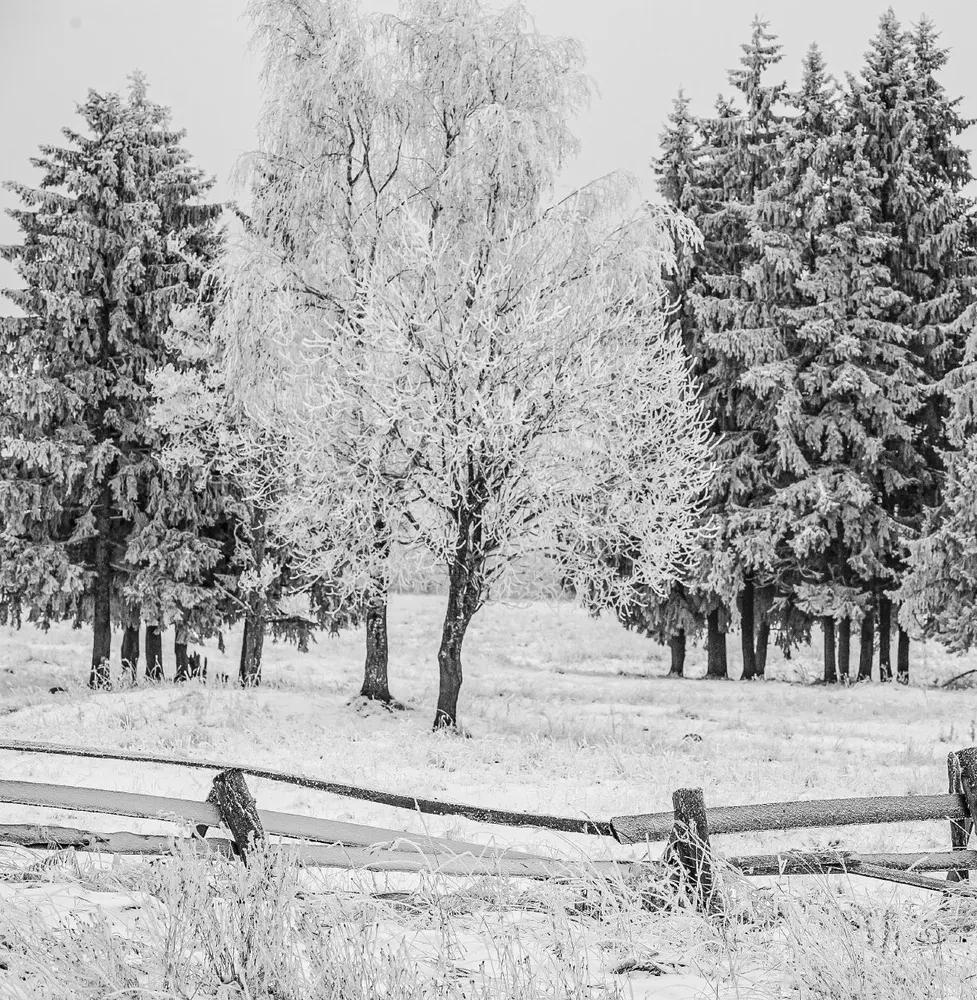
221, 0, 712, 729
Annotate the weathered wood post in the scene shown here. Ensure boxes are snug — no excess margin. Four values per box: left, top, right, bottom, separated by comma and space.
666, 787, 714, 912
948, 749, 977, 884
209, 768, 265, 864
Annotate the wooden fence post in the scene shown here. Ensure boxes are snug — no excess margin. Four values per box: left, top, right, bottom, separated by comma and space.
948, 748, 977, 884
209, 768, 264, 864
665, 787, 714, 911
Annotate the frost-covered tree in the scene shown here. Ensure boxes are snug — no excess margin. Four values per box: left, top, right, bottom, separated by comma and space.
849, 10, 977, 680
0, 74, 222, 688
220, 0, 713, 729
689, 18, 787, 679
731, 43, 914, 685
204, 0, 416, 702
151, 292, 363, 689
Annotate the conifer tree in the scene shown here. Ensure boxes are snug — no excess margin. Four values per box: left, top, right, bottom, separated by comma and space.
689, 18, 786, 679
850, 10, 976, 680
733, 42, 913, 685
607, 90, 715, 677
152, 294, 365, 690
0, 74, 222, 688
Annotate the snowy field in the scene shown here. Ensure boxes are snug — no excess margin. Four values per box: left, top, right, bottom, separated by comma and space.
1, 593, 977, 998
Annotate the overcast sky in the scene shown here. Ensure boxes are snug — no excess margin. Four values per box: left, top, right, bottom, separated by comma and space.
2, 0, 976, 306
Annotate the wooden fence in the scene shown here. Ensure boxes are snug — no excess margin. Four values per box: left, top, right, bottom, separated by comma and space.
0, 739, 975, 909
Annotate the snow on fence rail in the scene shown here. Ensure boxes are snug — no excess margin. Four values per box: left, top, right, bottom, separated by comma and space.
0, 739, 976, 907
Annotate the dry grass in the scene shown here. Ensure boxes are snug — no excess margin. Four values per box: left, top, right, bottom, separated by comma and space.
2, 594, 977, 997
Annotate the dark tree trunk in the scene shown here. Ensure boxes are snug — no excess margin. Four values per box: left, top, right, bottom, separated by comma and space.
90, 502, 113, 690
174, 624, 190, 683
740, 578, 756, 680
434, 532, 483, 731
120, 625, 139, 686
897, 626, 910, 685
239, 612, 265, 688
837, 618, 851, 682
822, 616, 837, 684
145, 625, 164, 682
360, 596, 393, 702
706, 608, 727, 679
858, 609, 875, 682
755, 585, 774, 678
755, 621, 770, 678
668, 630, 686, 677
878, 595, 892, 682
239, 507, 267, 688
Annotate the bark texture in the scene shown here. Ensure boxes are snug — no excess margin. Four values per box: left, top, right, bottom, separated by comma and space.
858, 610, 875, 682
705, 608, 727, 679
209, 768, 264, 863
668, 631, 686, 677
434, 519, 483, 730
174, 624, 190, 682
755, 620, 770, 678
667, 787, 714, 911
837, 618, 851, 681
360, 597, 393, 702
740, 579, 756, 680
822, 616, 837, 683
145, 625, 164, 682
878, 595, 892, 682
239, 508, 267, 688
120, 625, 139, 686
897, 626, 910, 684
89, 484, 113, 691
947, 751, 974, 884
239, 614, 265, 688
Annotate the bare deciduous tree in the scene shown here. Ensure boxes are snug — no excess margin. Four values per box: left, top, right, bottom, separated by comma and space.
218, 0, 714, 729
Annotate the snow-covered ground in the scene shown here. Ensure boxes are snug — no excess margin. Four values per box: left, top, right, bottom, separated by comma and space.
1, 593, 976, 998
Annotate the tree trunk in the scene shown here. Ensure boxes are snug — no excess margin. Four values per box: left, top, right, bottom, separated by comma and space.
668, 630, 686, 677
120, 625, 139, 686
89, 498, 112, 691
897, 627, 910, 685
878, 595, 892, 682
740, 578, 756, 680
755, 620, 770, 678
434, 542, 482, 731
706, 608, 727, 679
755, 584, 774, 678
239, 507, 267, 689
239, 611, 265, 688
145, 625, 164, 682
360, 596, 394, 702
858, 609, 875, 682
822, 616, 837, 684
837, 618, 851, 683
174, 624, 190, 683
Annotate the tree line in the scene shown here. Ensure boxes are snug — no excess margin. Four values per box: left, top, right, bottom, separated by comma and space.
0, 0, 713, 729
619, 9, 977, 684
1, 3, 975, 726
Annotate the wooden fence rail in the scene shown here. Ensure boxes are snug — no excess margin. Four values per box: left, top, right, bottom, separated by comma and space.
611, 793, 968, 843
0, 740, 612, 836
2, 741, 977, 907
0, 779, 538, 860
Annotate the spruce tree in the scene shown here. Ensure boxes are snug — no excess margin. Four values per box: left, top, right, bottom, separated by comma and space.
850, 10, 977, 679
689, 17, 786, 679
0, 74, 222, 687
609, 90, 714, 675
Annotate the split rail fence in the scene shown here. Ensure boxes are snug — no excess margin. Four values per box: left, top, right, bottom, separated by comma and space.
0, 738, 976, 910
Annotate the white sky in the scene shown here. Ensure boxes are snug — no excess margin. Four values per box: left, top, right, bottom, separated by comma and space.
2, 0, 975, 309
